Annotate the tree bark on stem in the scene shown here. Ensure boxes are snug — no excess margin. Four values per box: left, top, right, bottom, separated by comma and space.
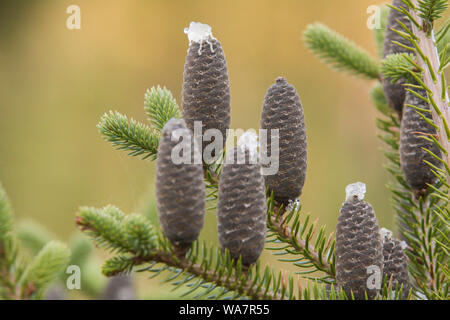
410, 1, 450, 177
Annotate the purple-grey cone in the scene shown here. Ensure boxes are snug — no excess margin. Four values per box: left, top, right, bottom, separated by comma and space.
336, 191, 383, 300
217, 148, 267, 267
260, 77, 307, 205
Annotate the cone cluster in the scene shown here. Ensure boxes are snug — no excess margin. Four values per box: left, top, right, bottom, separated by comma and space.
156, 24, 268, 266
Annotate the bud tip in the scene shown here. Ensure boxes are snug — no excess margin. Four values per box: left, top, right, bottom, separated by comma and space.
184, 22, 214, 43
276, 77, 287, 84
345, 182, 366, 201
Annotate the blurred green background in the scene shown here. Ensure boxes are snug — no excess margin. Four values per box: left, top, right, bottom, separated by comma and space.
0, 0, 416, 297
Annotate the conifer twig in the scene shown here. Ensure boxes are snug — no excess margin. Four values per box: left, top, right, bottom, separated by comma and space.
267, 205, 336, 282
130, 251, 285, 300
76, 205, 297, 300
303, 23, 381, 80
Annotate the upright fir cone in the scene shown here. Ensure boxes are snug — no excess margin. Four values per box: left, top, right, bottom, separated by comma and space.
335, 182, 383, 300
217, 133, 267, 268
400, 87, 442, 197
380, 228, 410, 299
182, 22, 231, 161
260, 77, 307, 205
382, 0, 413, 117
156, 118, 205, 258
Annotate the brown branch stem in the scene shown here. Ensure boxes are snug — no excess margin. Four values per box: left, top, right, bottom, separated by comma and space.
268, 205, 335, 278
410, 0, 450, 175
132, 251, 285, 300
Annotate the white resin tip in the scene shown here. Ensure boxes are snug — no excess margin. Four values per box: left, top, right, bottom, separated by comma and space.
400, 241, 407, 250
287, 199, 301, 211
379, 227, 393, 241
184, 22, 214, 43
238, 131, 259, 163
345, 182, 366, 201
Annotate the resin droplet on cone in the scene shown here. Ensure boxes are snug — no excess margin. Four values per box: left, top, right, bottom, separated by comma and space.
182, 22, 231, 161
335, 182, 383, 300
382, 0, 413, 117
380, 228, 410, 299
260, 77, 307, 205
156, 118, 205, 257
217, 145, 267, 267
400, 88, 442, 196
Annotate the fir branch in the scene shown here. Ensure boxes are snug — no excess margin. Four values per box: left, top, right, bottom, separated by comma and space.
21, 241, 71, 299
370, 86, 448, 299
76, 206, 299, 300
76, 205, 157, 256
408, 0, 450, 174
266, 198, 336, 282
97, 111, 160, 161
301, 16, 448, 299
144, 86, 181, 132
134, 248, 290, 300
303, 23, 381, 80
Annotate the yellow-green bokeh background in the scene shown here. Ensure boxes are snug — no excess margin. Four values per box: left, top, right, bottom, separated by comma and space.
0, 0, 423, 298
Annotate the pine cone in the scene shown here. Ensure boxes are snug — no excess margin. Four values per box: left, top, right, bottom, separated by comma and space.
335, 183, 383, 300
400, 87, 441, 196
182, 23, 230, 161
380, 228, 410, 299
156, 118, 205, 257
382, 0, 413, 117
260, 77, 307, 205
217, 145, 267, 267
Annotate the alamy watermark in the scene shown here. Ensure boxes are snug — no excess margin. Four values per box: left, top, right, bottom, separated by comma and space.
366, 5, 382, 30
366, 265, 382, 290
66, 265, 81, 290
66, 5, 81, 30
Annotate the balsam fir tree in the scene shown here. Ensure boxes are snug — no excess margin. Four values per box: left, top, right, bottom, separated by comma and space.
70, 0, 449, 301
